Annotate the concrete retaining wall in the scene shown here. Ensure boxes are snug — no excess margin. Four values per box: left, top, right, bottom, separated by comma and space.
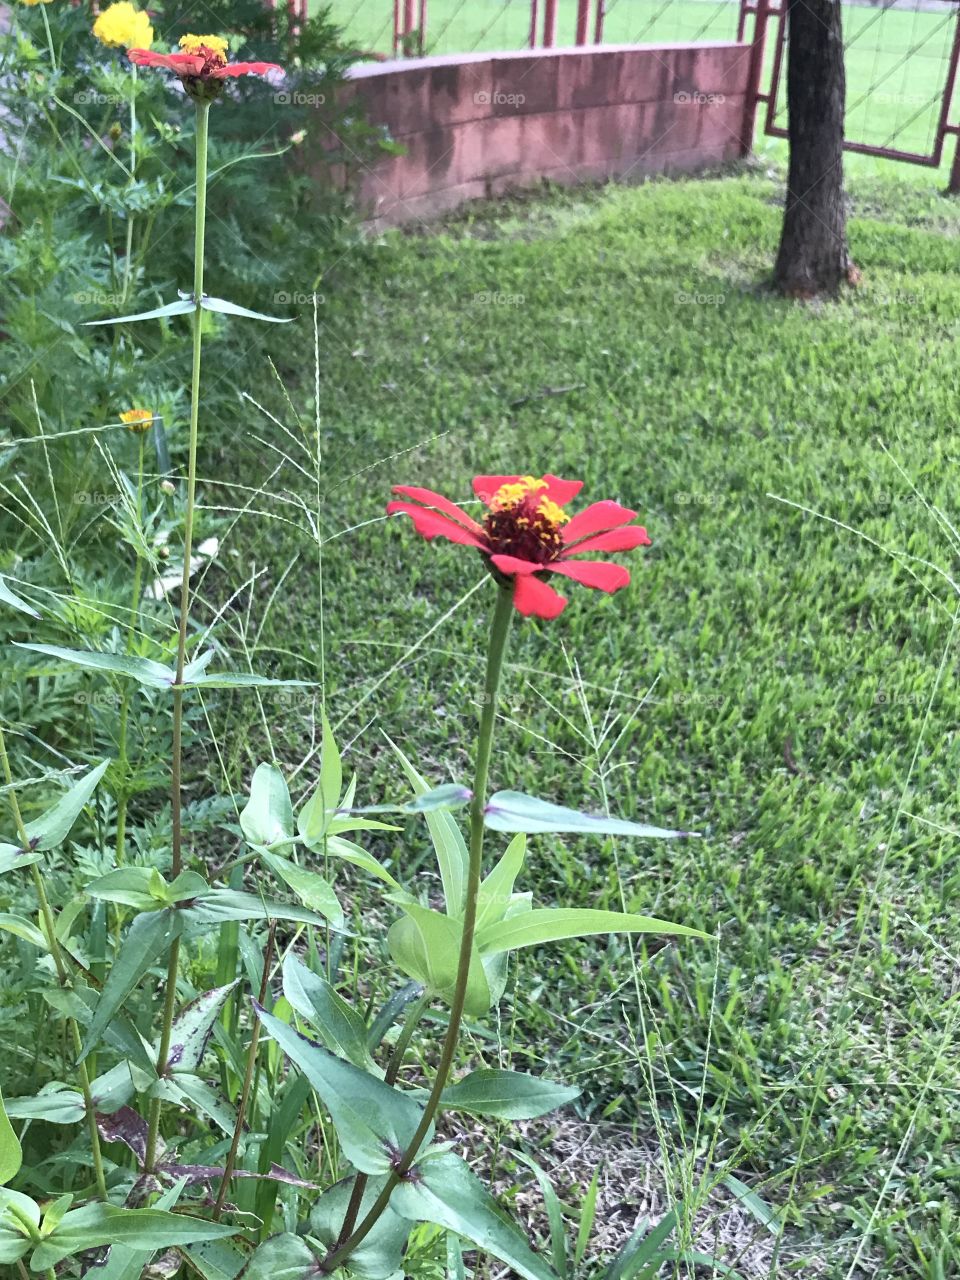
335, 43, 752, 226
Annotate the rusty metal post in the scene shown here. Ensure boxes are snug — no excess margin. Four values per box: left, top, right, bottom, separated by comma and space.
575, 0, 590, 43
417, 0, 427, 53
740, 0, 771, 157
529, 0, 539, 47
542, 0, 558, 47
594, 0, 605, 43
937, 8, 960, 189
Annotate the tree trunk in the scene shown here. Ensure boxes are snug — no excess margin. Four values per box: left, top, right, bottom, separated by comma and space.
773, 0, 854, 297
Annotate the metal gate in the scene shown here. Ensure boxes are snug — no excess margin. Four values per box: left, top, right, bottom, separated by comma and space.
739, 0, 960, 188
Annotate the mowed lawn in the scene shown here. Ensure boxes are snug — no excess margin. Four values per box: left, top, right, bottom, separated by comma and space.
205, 165, 960, 1278
326, 0, 960, 168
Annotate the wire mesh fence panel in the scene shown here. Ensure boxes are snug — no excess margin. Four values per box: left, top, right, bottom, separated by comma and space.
599, 0, 741, 45
327, 0, 398, 53
324, 0, 743, 54
765, 0, 960, 165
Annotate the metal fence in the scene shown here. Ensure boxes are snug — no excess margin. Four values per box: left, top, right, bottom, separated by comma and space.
331, 0, 960, 181
741, 0, 960, 183
332, 0, 743, 58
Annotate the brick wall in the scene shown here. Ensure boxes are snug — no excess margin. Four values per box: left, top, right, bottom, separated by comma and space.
335, 43, 752, 227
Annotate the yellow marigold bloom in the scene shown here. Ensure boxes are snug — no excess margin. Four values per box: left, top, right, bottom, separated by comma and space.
120, 408, 154, 433
93, 2, 154, 50
179, 33, 229, 58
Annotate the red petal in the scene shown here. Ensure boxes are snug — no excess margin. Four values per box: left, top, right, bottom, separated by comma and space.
513, 574, 567, 619
564, 527, 651, 555
391, 485, 484, 535
214, 61, 284, 77
386, 501, 487, 550
129, 50, 203, 72
489, 553, 538, 576
563, 500, 637, 546
540, 475, 583, 506
473, 475, 520, 505
550, 560, 630, 593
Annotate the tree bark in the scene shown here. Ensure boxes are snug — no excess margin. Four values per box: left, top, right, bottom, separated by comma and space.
773, 0, 855, 297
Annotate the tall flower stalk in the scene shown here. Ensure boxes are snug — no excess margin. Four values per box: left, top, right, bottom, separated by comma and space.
143, 97, 210, 1174
323, 583, 515, 1269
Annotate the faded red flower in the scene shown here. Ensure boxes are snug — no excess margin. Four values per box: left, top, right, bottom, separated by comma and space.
387, 474, 651, 619
128, 34, 282, 100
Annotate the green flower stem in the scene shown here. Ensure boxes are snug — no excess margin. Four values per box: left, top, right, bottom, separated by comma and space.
0, 725, 108, 1200
115, 433, 146, 868
39, 1, 57, 71
213, 922, 277, 1218
144, 99, 211, 1175
334, 989, 432, 1250
324, 584, 514, 1272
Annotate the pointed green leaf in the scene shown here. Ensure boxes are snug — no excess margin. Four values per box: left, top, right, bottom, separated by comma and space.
24, 759, 110, 850
344, 784, 472, 817
297, 713, 343, 844
254, 1003, 432, 1174
311, 1176, 410, 1279
281, 954, 377, 1072
85, 865, 168, 910
0, 1090, 22, 1186
326, 836, 401, 890
0, 577, 40, 620
181, 648, 217, 682
81, 909, 185, 1061
475, 834, 526, 932
4, 1091, 85, 1125
84, 298, 195, 325
439, 1068, 579, 1120
29, 1204, 236, 1269
512, 1151, 568, 1280
722, 1175, 782, 1235
200, 296, 295, 323
158, 1073, 236, 1136
91, 1183, 187, 1280
240, 1234, 317, 1280
240, 763, 294, 850
603, 1206, 681, 1280
388, 903, 490, 1015
0, 914, 46, 948
478, 908, 708, 956
260, 854, 343, 929
183, 889, 335, 929
392, 1152, 556, 1280
484, 792, 697, 839
390, 739, 468, 914
0, 846, 42, 877
16, 643, 175, 688
187, 672, 313, 689
167, 981, 239, 1073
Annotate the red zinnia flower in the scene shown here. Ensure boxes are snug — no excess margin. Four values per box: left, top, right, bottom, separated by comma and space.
129, 34, 282, 100
387, 474, 651, 620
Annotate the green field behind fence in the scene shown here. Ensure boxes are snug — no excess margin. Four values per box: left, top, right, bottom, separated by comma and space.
326, 0, 960, 172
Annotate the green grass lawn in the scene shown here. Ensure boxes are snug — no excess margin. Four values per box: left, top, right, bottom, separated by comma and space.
194, 161, 960, 1278
326, 0, 960, 170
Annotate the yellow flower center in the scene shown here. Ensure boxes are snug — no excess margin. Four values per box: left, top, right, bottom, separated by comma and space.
120, 408, 154, 433
179, 33, 229, 60
92, 2, 154, 50
484, 476, 569, 563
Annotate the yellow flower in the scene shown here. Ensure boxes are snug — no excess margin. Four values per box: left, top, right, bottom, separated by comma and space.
179, 33, 228, 58
20, 0, 55, 6
93, 2, 154, 51
120, 408, 154, 433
